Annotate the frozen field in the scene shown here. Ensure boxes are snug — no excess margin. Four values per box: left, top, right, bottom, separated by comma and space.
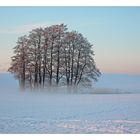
0, 73, 140, 133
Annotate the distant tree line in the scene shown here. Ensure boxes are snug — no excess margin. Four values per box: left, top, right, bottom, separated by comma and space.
8, 24, 101, 90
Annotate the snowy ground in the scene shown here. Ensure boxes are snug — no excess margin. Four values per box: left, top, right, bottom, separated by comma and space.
0, 73, 140, 133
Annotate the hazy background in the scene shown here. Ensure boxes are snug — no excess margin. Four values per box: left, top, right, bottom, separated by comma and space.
0, 7, 140, 134
0, 7, 140, 75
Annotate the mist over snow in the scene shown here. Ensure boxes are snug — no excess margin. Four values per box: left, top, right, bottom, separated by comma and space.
94, 73, 140, 94
0, 73, 140, 94
0, 73, 140, 133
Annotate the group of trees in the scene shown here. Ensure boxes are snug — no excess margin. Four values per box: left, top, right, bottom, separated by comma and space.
8, 24, 101, 90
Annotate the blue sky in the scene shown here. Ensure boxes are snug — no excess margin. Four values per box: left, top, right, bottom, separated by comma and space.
0, 7, 140, 74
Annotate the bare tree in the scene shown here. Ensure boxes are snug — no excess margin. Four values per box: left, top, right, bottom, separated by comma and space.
8, 35, 29, 90
28, 28, 44, 88
9, 24, 101, 91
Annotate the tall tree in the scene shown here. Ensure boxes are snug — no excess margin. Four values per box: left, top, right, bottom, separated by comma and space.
28, 28, 43, 88
9, 24, 101, 91
8, 35, 29, 90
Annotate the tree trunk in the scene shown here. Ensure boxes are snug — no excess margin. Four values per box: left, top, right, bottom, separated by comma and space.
38, 35, 42, 87
56, 47, 60, 86
74, 50, 80, 85
50, 39, 54, 86
43, 39, 48, 87
56, 31, 61, 86
20, 48, 26, 91
70, 44, 74, 86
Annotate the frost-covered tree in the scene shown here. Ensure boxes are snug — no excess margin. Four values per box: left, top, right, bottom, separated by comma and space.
8, 35, 29, 90
28, 28, 44, 88
43, 24, 67, 87
9, 24, 101, 90
62, 31, 101, 87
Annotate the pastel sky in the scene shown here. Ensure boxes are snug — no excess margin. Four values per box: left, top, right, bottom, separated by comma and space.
0, 7, 140, 74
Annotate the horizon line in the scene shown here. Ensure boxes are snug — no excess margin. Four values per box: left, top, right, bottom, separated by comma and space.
0, 71, 140, 76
